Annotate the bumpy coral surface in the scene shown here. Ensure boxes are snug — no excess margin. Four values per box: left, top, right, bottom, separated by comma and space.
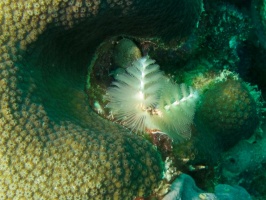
0, 0, 203, 199
197, 73, 260, 149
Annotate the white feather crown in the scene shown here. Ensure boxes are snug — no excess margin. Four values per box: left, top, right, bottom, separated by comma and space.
106, 56, 198, 142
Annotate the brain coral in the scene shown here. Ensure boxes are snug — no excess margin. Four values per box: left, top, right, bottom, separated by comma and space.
0, 0, 203, 199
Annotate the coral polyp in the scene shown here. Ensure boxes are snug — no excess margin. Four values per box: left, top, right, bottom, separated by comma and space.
106, 56, 198, 142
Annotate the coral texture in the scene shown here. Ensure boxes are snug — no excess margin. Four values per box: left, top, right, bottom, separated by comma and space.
0, 0, 203, 199
197, 71, 261, 149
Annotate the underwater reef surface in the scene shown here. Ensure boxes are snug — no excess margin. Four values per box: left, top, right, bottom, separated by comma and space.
0, 0, 266, 200
0, 0, 203, 199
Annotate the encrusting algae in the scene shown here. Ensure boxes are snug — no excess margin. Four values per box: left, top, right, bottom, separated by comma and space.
0, 0, 203, 199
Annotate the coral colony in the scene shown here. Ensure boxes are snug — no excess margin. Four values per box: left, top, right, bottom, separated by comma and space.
1, 0, 266, 199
